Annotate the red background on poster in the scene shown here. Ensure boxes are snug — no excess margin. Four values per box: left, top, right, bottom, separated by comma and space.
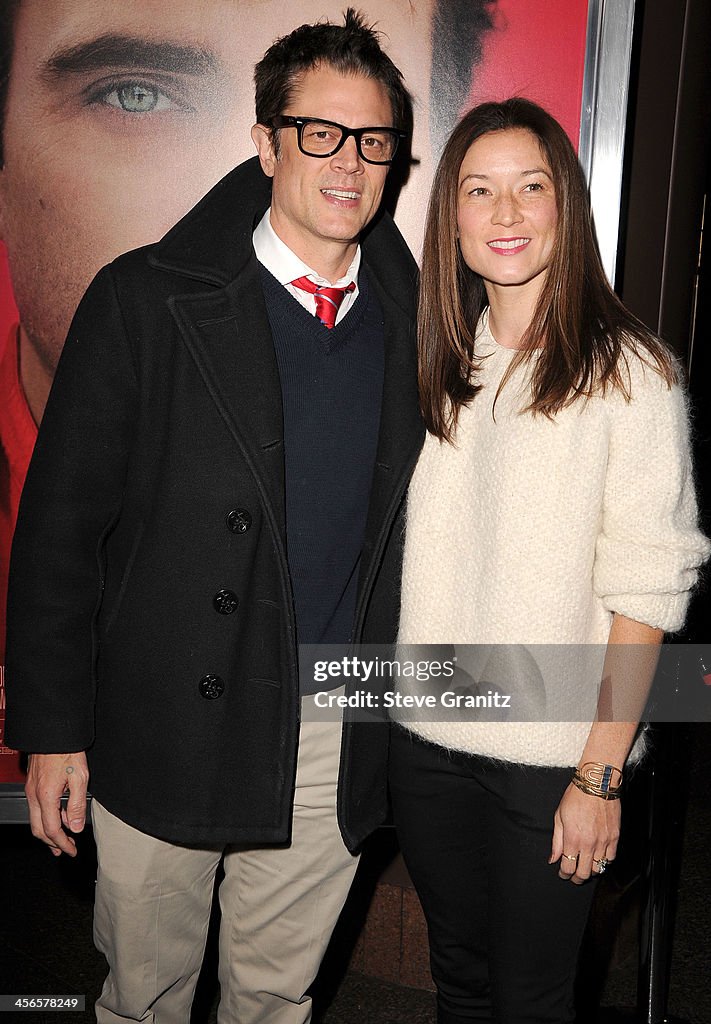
471, 0, 588, 146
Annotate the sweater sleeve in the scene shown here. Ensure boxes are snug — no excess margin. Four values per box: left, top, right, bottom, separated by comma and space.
593, 358, 710, 631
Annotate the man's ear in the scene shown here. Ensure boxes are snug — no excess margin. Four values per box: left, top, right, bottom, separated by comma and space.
251, 124, 277, 178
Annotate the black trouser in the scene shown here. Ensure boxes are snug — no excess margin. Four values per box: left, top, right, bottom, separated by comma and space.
389, 726, 597, 1024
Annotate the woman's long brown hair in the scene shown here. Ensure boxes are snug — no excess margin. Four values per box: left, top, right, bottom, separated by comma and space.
419, 98, 676, 442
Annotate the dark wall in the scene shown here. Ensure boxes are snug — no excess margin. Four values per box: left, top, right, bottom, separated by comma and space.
620, 0, 711, 641
619, 0, 711, 361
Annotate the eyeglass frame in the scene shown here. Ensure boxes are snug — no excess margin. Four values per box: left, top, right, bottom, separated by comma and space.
269, 115, 407, 165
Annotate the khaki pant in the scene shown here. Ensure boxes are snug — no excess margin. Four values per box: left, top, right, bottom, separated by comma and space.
92, 717, 358, 1023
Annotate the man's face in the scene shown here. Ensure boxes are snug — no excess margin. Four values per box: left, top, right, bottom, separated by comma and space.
252, 66, 392, 276
0, 0, 435, 374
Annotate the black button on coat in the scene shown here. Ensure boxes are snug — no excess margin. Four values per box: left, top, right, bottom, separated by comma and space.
5, 158, 424, 849
213, 590, 239, 615
199, 675, 225, 699
226, 509, 252, 534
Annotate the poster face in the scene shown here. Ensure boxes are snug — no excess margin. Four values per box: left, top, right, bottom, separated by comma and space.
0, 0, 589, 784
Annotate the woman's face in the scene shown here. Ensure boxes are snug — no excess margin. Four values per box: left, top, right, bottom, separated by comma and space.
456, 128, 558, 303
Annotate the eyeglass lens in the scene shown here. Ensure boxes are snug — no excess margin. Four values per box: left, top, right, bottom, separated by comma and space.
300, 121, 398, 162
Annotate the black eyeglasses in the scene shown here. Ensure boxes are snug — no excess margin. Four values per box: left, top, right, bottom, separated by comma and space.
270, 116, 406, 165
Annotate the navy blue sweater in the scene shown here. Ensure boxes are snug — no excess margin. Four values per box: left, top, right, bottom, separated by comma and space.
260, 267, 384, 691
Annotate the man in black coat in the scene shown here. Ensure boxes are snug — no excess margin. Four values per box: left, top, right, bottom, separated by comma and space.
5, 11, 423, 1022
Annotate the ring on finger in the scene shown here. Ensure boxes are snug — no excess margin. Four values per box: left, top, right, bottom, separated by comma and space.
562, 853, 578, 862
593, 857, 609, 874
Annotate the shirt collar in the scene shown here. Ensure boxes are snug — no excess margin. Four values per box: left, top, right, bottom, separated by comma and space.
252, 208, 361, 288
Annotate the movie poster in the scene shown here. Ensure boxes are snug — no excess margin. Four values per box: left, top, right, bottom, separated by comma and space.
0, 0, 589, 786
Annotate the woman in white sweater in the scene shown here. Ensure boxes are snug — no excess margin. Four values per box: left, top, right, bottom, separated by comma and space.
389, 98, 709, 1024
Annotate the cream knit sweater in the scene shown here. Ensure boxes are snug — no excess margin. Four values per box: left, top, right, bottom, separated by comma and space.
396, 314, 710, 766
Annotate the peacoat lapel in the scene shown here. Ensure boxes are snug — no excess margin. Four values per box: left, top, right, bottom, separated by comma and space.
354, 239, 425, 626
150, 158, 287, 544
167, 262, 286, 541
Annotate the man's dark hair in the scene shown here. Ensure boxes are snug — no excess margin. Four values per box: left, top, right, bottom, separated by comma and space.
254, 7, 409, 147
0, 0, 20, 166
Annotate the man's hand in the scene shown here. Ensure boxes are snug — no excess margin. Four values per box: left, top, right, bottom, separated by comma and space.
25, 752, 89, 857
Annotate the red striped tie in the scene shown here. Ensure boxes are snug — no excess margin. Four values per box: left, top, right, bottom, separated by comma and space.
291, 276, 356, 329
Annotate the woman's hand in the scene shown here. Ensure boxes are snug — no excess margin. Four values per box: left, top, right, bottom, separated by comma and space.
548, 615, 660, 884
550, 783, 620, 884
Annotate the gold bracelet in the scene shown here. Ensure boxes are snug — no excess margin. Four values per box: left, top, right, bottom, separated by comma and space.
577, 761, 622, 790
572, 761, 623, 800
571, 775, 621, 800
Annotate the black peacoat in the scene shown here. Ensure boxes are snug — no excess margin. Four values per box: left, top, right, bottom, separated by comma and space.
5, 157, 424, 850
